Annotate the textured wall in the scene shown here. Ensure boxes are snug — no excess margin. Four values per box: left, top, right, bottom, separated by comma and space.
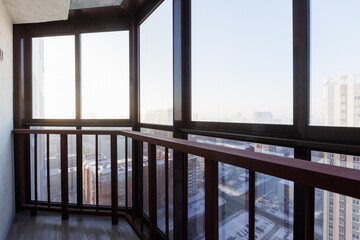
0, 0, 14, 239
3, 0, 70, 24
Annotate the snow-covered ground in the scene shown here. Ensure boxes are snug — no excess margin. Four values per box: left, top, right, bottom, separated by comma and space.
268, 227, 293, 240
188, 190, 226, 219
214, 211, 275, 240
218, 174, 272, 197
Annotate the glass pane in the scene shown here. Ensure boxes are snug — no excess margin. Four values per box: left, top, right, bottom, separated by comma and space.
188, 155, 205, 239
32, 36, 75, 119
68, 134, 77, 204
254, 145, 294, 240
81, 31, 129, 119
140, 0, 173, 125
191, 0, 293, 124
312, 151, 360, 240
82, 127, 130, 206
310, 1, 360, 127
188, 135, 294, 239
140, 128, 173, 237
219, 163, 248, 240
30, 127, 76, 204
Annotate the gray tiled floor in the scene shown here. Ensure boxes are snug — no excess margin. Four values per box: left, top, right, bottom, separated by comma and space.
6, 210, 139, 240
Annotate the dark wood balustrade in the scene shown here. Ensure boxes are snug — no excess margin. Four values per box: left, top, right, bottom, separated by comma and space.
13, 129, 360, 240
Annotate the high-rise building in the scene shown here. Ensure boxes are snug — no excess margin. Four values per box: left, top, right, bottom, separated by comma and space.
324, 74, 360, 127
321, 74, 360, 240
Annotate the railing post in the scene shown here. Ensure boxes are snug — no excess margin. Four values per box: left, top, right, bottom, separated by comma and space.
294, 147, 313, 240
148, 143, 157, 239
111, 135, 118, 225
173, 150, 188, 240
14, 134, 26, 211
249, 170, 255, 240
205, 159, 218, 240
139, 142, 144, 233
165, 148, 169, 239
125, 137, 128, 214
47, 134, 51, 207
173, 0, 191, 237
132, 139, 138, 221
61, 134, 69, 221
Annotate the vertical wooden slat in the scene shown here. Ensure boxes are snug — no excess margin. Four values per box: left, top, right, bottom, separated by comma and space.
148, 143, 157, 239
294, 147, 311, 240
249, 170, 255, 240
205, 159, 218, 240
132, 139, 137, 222
25, 134, 32, 206
31, 134, 38, 217
15, 134, 26, 210
173, 150, 188, 240
61, 134, 69, 220
140, 141, 144, 234
95, 134, 99, 209
47, 134, 50, 207
125, 137, 128, 213
305, 186, 315, 240
76, 132, 83, 209
165, 148, 169, 239
111, 135, 118, 225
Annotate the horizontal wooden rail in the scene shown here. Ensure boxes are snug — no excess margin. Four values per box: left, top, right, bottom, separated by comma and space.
13, 128, 360, 200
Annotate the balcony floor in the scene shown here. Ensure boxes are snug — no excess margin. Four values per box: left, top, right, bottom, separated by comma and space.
6, 210, 139, 240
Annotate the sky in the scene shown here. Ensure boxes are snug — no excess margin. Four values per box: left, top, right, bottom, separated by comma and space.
192, 0, 293, 123
33, 0, 360, 125
310, 0, 360, 124
140, 0, 173, 123
33, 32, 129, 119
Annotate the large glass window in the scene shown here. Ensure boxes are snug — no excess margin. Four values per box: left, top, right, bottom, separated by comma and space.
191, 0, 293, 124
140, 0, 173, 125
188, 135, 294, 240
81, 31, 130, 119
310, 1, 360, 127
312, 151, 360, 240
32, 36, 75, 119
32, 31, 130, 120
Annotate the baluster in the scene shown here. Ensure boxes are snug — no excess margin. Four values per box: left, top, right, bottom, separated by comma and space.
111, 135, 118, 225
61, 134, 69, 220
205, 158, 218, 240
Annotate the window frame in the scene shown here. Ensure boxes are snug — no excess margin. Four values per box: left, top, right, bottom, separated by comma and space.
23, 19, 132, 128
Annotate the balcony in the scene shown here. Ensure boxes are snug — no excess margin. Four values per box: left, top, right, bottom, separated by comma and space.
0, 0, 360, 240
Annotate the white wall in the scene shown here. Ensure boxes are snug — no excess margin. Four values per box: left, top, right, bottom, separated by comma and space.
0, 0, 14, 239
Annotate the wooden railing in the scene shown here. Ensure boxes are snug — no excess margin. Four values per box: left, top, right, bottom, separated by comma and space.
13, 129, 360, 240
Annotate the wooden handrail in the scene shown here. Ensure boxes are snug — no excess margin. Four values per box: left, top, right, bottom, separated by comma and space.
13, 128, 360, 200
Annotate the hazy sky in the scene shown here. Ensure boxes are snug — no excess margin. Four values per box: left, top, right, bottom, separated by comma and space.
192, 0, 293, 123
140, 0, 173, 121
35, 0, 360, 125
310, 0, 360, 124
34, 32, 129, 119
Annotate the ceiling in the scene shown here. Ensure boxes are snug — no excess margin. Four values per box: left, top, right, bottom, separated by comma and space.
3, 0, 71, 24
3, 0, 151, 24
